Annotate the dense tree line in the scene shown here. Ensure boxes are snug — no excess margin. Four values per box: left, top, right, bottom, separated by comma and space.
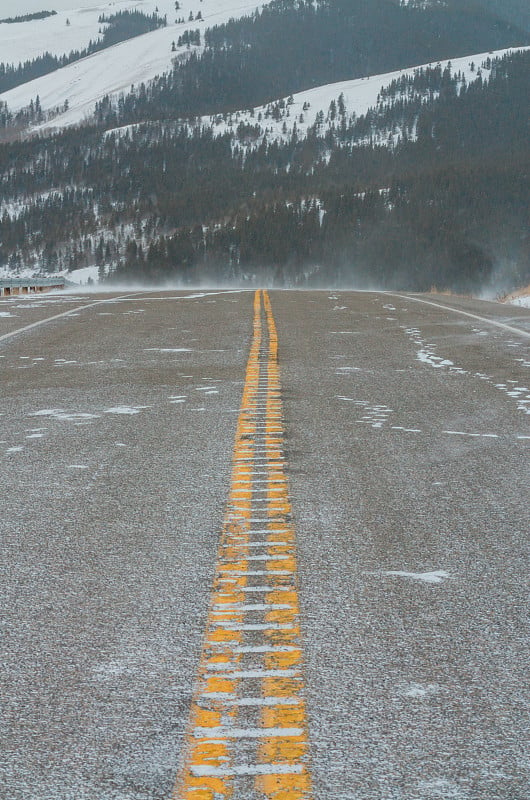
110, 155, 529, 292
467, 0, 530, 32
0, 10, 57, 24
0, 11, 166, 93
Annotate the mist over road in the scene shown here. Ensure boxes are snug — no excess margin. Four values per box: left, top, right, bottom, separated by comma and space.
1, 289, 528, 800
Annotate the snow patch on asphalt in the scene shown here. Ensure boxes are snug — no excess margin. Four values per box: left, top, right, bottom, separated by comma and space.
403, 326, 466, 373
402, 324, 530, 415
391, 425, 422, 434
104, 406, 149, 415
494, 382, 530, 415
417, 778, 468, 798
31, 408, 100, 422
399, 682, 440, 699
54, 359, 78, 366
358, 403, 393, 428
336, 396, 393, 428
372, 570, 450, 584
92, 659, 132, 679
144, 348, 193, 353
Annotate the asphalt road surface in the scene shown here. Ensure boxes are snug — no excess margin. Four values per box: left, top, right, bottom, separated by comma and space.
1, 289, 529, 800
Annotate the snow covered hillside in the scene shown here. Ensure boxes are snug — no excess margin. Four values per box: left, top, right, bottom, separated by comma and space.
197, 47, 530, 149
0, 3, 528, 294
1, 0, 527, 138
103, 46, 530, 151
0, 0, 264, 127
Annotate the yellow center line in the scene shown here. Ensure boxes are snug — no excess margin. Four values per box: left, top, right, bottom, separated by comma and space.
173, 289, 312, 800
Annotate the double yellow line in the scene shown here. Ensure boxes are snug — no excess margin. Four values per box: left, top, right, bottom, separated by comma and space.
173, 290, 312, 799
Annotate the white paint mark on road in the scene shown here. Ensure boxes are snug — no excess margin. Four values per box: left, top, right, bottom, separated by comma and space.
387, 293, 530, 339
191, 763, 304, 778
0, 292, 144, 345
192, 726, 303, 739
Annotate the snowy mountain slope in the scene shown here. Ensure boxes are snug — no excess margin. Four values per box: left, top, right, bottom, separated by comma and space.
198, 47, 530, 147
0, 1, 177, 64
1, 4, 103, 63
0, 0, 264, 125
2, 0, 116, 12
6, 32, 529, 139
102, 47, 529, 150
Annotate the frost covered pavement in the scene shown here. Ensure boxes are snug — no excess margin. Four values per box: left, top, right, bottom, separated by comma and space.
0, 290, 529, 799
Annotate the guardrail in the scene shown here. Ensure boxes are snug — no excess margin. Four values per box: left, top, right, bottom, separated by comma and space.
0, 277, 66, 296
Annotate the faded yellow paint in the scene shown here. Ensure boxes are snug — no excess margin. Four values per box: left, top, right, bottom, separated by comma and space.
259, 738, 308, 763
262, 705, 306, 728
205, 651, 235, 664
203, 676, 236, 694
255, 772, 312, 797
193, 708, 222, 728
265, 650, 302, 671
206, 629, 240, 643
173, 291, 311, 800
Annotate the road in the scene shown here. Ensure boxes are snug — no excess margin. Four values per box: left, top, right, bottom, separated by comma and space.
1, 289, 529, 800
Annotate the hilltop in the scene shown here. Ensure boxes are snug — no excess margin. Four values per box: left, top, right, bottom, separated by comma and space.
0, 0, 529, 294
